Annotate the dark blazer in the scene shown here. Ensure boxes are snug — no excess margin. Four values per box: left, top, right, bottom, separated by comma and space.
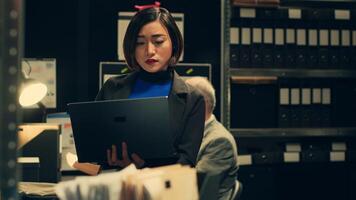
95, 70, 205, 166
196, 115, 239, 200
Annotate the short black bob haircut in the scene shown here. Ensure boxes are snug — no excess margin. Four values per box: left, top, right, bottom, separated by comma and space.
123, 7, 183, 71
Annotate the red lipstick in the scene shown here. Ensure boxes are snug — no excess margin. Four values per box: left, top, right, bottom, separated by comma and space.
145, 59, 158, 65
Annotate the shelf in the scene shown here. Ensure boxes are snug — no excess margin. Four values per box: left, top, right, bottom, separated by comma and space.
280, 0, 356, 8
230, 127, 356, 138
231, 0, 356, 9
229, 68, 356, 78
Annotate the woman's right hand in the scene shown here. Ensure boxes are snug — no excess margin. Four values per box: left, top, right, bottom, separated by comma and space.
107, 142, 145, 169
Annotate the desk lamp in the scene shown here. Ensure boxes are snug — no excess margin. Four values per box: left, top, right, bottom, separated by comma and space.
18, 70, 47, 107
18, 69, 48, 122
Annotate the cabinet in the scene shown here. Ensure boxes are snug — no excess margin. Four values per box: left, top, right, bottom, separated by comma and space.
220, 1, 356, 199
221, 0, 356, 136
220, 2, 356, 156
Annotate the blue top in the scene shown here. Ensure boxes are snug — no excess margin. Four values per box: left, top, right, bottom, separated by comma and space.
128, 77, 172, 99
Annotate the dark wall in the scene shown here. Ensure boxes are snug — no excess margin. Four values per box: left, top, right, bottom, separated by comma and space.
24, 0, 221, 121
24, 0, 79, 120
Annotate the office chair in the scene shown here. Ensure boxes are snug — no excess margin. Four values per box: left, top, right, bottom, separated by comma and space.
231, 180, 243, 200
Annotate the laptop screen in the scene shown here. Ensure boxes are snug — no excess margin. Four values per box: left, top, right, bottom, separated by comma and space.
67, 96, 176, 165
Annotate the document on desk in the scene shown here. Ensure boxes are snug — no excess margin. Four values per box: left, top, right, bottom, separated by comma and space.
55, 164, 199, 200
55, 164, 138, 200
18, 182, 57, 196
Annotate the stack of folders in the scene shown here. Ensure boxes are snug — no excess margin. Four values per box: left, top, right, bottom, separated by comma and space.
230, 7, 356, 69
55, 164, 199, 200
278, 82, 331, 128
285, 142, 349, 163
284, 143, 301, 163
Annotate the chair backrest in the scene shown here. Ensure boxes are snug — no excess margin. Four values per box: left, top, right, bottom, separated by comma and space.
231, 180, 243, 200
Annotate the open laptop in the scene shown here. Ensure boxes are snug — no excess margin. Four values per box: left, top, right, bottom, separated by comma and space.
67, 96, 177, 165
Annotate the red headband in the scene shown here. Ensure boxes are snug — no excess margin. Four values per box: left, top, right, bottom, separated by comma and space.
134, 1, 161, 11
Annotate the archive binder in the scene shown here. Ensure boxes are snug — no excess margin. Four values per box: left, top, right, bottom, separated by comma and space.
262, 27, 274, 67
274, 8, 288, 68
296, 28, 308, 68
321, 87, 332, 127
278, 87, 290, 127
301, 87, 312, 127
240, 26, 252, 67
239, 8, 256, 68
230, 8, 241, 68
329, 29, 341, 68
340, 28, 352, 69
304, 10, 317, 69
311, 87, 323, 127
290, 87, 302, 127
285, 13, 297, 68
307, 28, 319, 68
230, 27, 240, 68
251, 27, 263, 67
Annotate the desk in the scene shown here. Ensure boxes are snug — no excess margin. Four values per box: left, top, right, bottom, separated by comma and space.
18, 170, 115, 200
20, 194, 58, 200
18, 124, 61, 183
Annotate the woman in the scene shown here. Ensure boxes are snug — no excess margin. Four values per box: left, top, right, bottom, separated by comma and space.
95, 6, 205, 168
